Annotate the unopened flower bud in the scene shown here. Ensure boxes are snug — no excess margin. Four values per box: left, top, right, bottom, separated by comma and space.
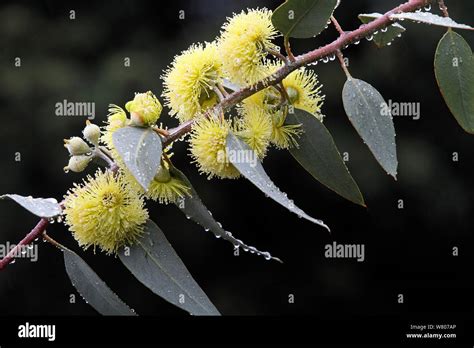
83, 120, 101, 145
64, 155, 92, 173
154, 164, 172, 183
126, 91, 163, 127
64, 137, 91, 156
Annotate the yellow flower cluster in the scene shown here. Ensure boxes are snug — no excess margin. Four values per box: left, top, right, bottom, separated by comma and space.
162, 8, 279, 124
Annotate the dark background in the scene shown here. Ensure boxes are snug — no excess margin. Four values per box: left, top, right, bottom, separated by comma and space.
0, 0, 473, 329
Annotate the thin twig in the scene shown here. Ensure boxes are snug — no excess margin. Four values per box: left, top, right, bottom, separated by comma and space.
336, 50, 351, 79
438, 0, 449, 17
266, 47, 289, 64
331, 16, 345, 36
213, 86, 226, 103
277, 83, 290, 105
216, 83, 229, 97
284, 37, 296, 62
43, 232, 67, 251
152, 126, 170, 137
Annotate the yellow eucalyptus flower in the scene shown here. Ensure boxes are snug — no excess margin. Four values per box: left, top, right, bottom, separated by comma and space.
219, 8, 278, 85
122, 161, 191, 204
63, 170, 148, 254
162, 42, 222, 122
237, 104, 272, 158
282, 68, 324, 119
101, 104, 128, 150
125, 91, 162, 127
189, 116, 240, 179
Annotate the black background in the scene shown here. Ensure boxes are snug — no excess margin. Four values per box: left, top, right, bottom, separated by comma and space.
0, 0, 473, 344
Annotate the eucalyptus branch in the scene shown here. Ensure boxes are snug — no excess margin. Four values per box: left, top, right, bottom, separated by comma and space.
163, 0, 429, 148
0, 0, 430, 272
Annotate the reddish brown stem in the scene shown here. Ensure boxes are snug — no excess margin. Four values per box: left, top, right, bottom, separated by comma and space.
438, 0, 449, 17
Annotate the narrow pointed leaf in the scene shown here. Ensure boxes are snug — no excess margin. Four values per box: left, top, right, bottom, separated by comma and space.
170, 167, 282, 263
390, 12, 474, 30
286, 109, 365, 206
226, 133, 329, 231
272, 0, 338, 39
63, 247, 136, 316
359, 13, 405, 48
119, 220, 220, 316
342, 78, 398, 178
112, 126, 162, 190
435, 30, 474, 133
0, 194, 61, 218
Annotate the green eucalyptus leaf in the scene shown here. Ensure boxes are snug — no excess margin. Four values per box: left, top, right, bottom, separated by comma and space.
112, 126, 162, 190
170, 166, 282, 263
0, 194, 61, 218
358, 13, 405, 48
286, 109, 365, 206
390, 12, 474, 30
435, 30, 474, 133
63, 247, 137, 316
119, 220, 220, 316
225, 133, 329, 231
272, 0, 338, 39
342, 78, 398, 178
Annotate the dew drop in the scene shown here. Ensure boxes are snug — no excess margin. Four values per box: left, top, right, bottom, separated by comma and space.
381, 27, 388, 33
